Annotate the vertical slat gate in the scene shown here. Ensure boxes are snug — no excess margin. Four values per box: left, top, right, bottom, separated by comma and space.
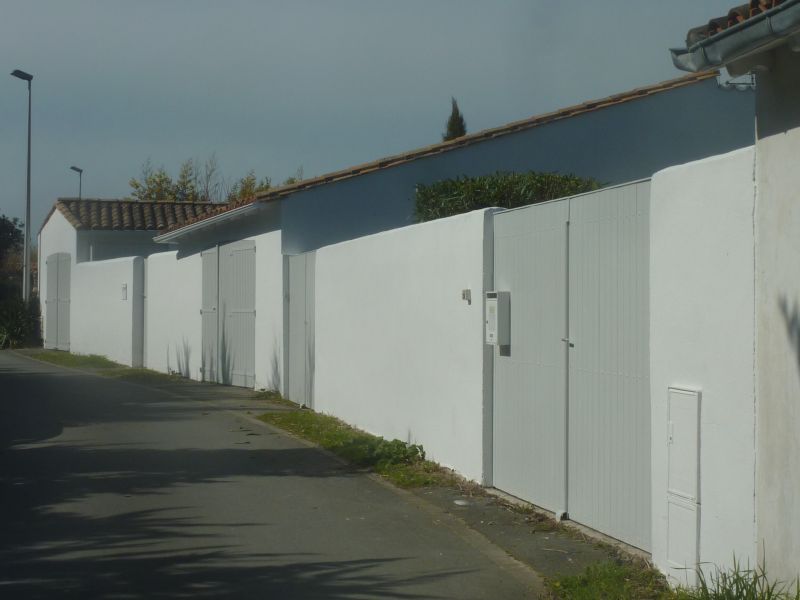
287, 252, 315, 407
44, 254, 59, 349
56, 254, 71, 351
492, 180, 651, 551
44, 252, 70, 351
219, 240, 256, 388
567, 181, 651, 551
493, 200, 569, 513
201, 247, 219, 383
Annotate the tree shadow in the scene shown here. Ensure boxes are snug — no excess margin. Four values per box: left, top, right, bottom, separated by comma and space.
268, 334, 282, 393
778, 294, 800, 376
0, 502, 455, 599
174, 337, 192, 378
0, 355, 468, 598
307, 335, 315, 408
219, 308, 233, 387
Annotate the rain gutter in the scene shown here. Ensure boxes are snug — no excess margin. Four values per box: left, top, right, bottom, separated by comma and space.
153, 201, 262, 244
671, 0, 800, 74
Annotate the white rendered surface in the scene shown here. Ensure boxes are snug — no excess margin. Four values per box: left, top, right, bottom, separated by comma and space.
71, 256, 145, 367
754, 46, 800, 581
314, 209, 492, 482
38, 210, 77, 343
144, 251, 203, 380
250, 230, 284, 393
650, 147, 757, 581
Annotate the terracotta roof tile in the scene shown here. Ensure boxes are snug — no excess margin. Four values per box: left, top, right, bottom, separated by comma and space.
686, 1, 786, 46
45, 199, 219, 232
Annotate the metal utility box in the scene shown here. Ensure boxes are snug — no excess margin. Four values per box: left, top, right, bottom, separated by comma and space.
485, 291, 510, 345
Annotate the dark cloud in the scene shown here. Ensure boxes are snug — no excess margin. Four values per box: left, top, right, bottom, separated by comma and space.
0, 0, 737, 231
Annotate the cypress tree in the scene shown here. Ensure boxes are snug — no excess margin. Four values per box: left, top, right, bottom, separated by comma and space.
442, 97, 467, 141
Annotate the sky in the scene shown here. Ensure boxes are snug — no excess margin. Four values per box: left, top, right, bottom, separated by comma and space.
0, 0, 737, 234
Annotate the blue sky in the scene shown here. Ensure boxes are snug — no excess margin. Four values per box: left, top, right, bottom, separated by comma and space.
0, 0, 737, 233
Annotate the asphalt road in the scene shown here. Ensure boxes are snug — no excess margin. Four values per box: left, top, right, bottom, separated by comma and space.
0, 351, 542, 599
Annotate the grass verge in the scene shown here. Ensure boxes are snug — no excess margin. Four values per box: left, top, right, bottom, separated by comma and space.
259, 409, 459, 488
548, 559, 800, 600
23, 349, 184, 384
547, 560, 672, 599
27, 350, 120, 369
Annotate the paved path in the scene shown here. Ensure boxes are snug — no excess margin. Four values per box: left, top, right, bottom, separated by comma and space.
0, 351, 543, 599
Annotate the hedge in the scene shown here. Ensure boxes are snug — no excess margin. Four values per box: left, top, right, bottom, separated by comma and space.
414, 171, 600, 222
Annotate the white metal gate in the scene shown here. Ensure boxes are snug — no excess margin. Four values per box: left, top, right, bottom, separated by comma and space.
201, 247, 219, 382
286, 252, 315, 407
492, 181, 651, 551
44, 252, 70, 351
201, 241, 256, 387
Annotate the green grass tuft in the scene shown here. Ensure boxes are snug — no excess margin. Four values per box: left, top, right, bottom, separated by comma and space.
548, 561, 672, 599
102, 368, 185, 384
548, 559, 800, 600
27, 350, 187, 384
674, 561, 800, 600
259, 410, 454, 488
31, 350, 121, 369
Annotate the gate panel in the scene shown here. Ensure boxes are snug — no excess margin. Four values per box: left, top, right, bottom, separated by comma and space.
567, 181, 651, 550
219, 240, 256, 388
56, 254, 71, 351
201, 247, 219, 383
493, 200, 569, 513
287, 252, 315, 407
44, 254, 59, 349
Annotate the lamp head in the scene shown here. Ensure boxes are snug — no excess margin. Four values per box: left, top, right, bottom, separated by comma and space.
70, 166, 83, 174
11, 69, 33, 82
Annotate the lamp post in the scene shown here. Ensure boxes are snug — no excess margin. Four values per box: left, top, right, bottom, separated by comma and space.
11, 69, 32, 303
70, 166, 83, 200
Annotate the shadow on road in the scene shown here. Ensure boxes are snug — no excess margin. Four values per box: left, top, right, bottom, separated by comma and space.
0, 353, 464, 599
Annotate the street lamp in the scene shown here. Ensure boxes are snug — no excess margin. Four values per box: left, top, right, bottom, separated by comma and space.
11, 69, 33, 303
70, 166, 83, 200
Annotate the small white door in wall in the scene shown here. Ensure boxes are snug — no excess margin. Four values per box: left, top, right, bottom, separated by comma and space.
666, 387, 701, 586
44, 253, 70, 351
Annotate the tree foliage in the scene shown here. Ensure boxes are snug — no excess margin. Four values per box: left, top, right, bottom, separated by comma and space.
0, 214, 38, 343
281, 165, 304, 186
0, 215, 23, 260
128, 156, 271, 204
414, 171, 600, 222
228, 170, 272, 203
0, 215, 24, 301
442, 97, 467, 141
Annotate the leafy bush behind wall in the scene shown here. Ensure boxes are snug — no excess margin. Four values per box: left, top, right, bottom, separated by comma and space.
414, 171, 600, 222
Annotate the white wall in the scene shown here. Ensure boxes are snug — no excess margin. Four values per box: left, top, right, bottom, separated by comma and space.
144, 250, 202, 379
650, 147, 757, 582
314, 209, 492, 482
754, 46, 800, 582
71, 256, 144, 367
250, 230, 284, 393
38, 209, 76, 340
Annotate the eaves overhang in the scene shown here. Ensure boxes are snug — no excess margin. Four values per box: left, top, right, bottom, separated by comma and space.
671, 0, 800, 74
153, 202, 264, 244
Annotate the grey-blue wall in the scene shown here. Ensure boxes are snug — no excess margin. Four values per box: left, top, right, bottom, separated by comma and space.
282, 78, 754, 255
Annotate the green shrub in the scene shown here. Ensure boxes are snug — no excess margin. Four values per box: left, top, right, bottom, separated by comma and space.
0, 296, 39, 349
414, 170, 600, 222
